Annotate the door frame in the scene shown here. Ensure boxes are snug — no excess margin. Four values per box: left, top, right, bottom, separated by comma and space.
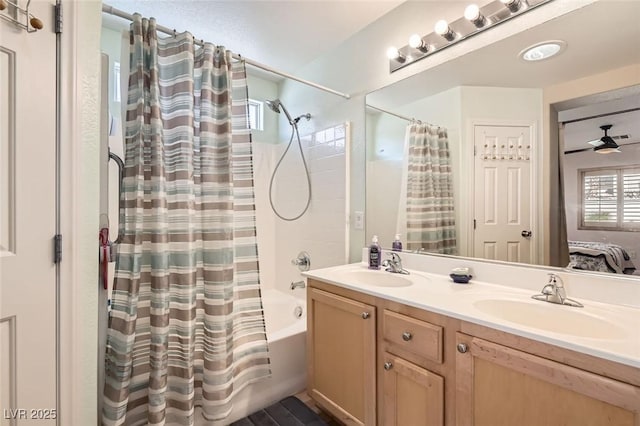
465, 118, 540, 265
58, 1, 102, 425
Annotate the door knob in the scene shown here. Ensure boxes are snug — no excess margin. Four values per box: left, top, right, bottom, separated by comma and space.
361, 312, 370, 319
383, 362, 393, 371
457, 343, 468, 353
521, 230, 532, 238
402, 332, 412, 341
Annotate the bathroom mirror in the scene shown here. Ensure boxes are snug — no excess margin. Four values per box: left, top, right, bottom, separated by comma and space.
365, 1, 640, 278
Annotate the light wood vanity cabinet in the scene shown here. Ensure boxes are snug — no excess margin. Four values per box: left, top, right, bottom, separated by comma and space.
307, 285, 376, 425
380, 351, 444, 425
307, 279, 640, 426
380, 307, 448, 426
455, 333, 640, 426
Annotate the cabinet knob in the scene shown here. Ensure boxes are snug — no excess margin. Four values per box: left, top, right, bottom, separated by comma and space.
383, 362, 393, 371
361, 312, 370, 319
402, 332, 412, 341
457, 343, 468, 353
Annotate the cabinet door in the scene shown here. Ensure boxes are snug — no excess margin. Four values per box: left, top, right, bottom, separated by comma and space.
456, 333, 640, 426
307, 288, 376, 426
382, 352, 444, 426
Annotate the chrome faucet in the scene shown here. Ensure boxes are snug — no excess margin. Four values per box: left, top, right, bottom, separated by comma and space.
290, 280, 306, 290
381, 252, 409, 275
532, 273, 583, 307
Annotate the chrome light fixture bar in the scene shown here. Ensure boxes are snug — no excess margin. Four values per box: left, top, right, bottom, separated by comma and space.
389, 0, 554, 73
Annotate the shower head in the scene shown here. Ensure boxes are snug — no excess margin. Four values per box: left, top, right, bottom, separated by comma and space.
265, 99, 282, 114
265, 98, 294, 125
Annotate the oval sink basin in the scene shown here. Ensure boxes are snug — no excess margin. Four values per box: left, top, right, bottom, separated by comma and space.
473, 299, 627, 339
341, 269, 423, 288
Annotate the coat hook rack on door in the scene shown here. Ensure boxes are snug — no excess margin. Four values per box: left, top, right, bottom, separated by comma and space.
0, 0, 44, 32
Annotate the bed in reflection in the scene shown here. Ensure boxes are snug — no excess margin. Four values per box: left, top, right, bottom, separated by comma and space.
568, 241, 637, 275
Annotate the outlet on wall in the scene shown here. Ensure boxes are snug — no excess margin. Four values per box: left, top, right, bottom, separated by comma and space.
353, 211, 364, 230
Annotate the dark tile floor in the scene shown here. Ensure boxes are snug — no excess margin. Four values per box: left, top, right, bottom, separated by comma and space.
294, 392, 342, 426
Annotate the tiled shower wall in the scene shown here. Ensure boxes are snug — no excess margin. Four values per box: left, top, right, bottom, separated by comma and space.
253, 123, 349, 297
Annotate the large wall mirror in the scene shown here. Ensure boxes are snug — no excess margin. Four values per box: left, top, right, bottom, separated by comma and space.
365, 1, 640, 278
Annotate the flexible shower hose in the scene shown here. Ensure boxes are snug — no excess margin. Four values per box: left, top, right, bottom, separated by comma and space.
268, 122, 312, 221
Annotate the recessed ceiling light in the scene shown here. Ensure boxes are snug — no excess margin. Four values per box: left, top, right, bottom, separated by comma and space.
519, 40, 566, 62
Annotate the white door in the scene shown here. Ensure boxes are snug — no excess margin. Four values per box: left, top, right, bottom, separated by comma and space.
473, 125, 533, 263
1, 2, 58, 424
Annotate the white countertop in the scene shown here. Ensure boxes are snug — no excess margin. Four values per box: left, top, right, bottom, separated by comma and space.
303, 262, 640, 369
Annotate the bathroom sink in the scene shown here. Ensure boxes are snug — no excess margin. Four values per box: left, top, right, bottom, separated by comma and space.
340, 269, 426, 288
473, 299, 627, 339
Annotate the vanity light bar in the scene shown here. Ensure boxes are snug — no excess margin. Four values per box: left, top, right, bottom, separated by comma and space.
389, 0, 554, 73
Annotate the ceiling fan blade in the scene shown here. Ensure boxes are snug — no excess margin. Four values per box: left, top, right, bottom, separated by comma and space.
611, 134, 630, 141
565, 147, 594, 154
587, 139, 603, 147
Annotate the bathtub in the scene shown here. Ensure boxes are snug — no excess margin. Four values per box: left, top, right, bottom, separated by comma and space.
213, 289, 308, 425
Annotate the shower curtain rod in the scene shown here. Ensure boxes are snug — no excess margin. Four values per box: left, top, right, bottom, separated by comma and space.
367, 104, 428, 125
101, 4, 351, 100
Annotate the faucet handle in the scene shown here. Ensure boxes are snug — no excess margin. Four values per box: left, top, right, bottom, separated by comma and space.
547, 272, 564, 287
291, 251, 311, 272
388, 252, 401, 262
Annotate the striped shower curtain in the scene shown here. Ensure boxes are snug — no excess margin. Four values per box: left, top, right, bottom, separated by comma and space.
405, 123, 457, 254
103, 16, 270, 426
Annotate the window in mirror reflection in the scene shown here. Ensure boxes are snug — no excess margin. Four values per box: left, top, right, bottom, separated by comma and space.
580, 167, 640, 231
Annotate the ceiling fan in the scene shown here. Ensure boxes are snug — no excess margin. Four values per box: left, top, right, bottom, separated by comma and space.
565, 124, 629, 154
587, 124, 623, 153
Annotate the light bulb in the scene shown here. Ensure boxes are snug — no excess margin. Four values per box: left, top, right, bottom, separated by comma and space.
408, 34, 428, 52
386, 46, 399, 60
464, 4, 480, 21
409, 34, 423, 49
434, 20, 450, 35
464, 4, 487, 27
386, 46, 406, 62
434, 19, 456, 41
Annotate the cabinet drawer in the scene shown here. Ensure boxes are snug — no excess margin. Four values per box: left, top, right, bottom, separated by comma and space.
383, 309, 443, 363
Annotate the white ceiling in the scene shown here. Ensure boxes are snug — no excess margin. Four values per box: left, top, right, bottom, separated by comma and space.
102, 0, 403, 78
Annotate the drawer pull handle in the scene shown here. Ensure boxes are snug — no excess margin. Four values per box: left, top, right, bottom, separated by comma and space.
383, 362, 393, 371
402, 332, 412, 341
361, 312, 370, 319
457, 343, 468, 353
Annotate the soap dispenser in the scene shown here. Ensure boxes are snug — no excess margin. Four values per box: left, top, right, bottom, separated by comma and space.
368, 235, 381, 270
392, 234, 403, 252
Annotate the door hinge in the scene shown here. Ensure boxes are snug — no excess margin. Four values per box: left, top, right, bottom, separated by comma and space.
54, 234, 62, 264
54, 3, 62, 34
473, 219, 477, 230
474, 145, 477, 156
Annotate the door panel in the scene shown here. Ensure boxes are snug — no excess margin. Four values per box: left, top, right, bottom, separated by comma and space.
1, 2, 57, 424
0, 47, 15, 256
382, 352, 444, 426
307, 287, 376, 426
474, 125, 532, 263
456, 334, 640, 426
